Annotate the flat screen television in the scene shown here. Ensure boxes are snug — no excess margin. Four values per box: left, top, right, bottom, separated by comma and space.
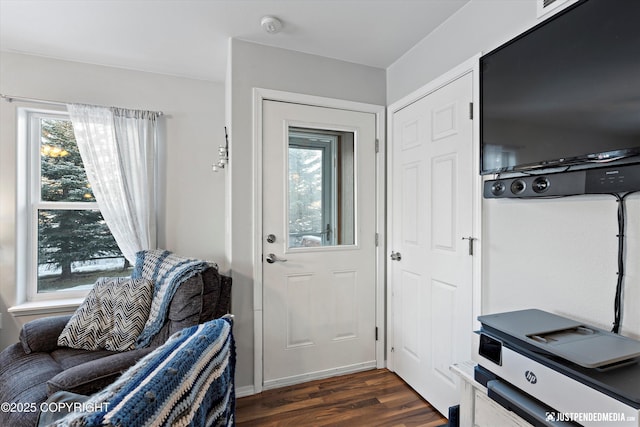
480, 0, 640, 176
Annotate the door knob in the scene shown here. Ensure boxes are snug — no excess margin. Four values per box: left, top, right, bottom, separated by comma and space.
390, 251, 402, 261
265, 253, 288, 264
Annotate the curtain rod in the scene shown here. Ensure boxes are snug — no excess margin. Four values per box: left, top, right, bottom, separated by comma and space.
0, 93, 164, 116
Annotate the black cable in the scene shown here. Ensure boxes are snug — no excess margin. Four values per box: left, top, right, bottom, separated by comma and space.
611, 193, 624, 334
610, 191, 637, 334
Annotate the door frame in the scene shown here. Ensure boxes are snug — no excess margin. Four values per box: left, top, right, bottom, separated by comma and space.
385, 54, 483, 372
252, 88, 386, 393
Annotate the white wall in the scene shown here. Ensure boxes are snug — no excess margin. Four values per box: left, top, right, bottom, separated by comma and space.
227, 39, 386, 390
387, 0, 536, 104
387, 0, 640, 338
0, 52, 226, 350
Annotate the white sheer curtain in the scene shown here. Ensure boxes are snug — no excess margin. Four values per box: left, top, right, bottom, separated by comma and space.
67, 104, 159, 264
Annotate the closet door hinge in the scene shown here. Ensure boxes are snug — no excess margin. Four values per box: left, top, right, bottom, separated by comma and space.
375, 327, 379, 341
469, 102, 474, 120
375, 139, 380, 153
375, 233, 379, 247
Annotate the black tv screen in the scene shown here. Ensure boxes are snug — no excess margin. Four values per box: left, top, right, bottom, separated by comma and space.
480, 0, 640, 175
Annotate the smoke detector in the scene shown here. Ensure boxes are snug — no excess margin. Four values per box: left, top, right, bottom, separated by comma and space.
261, 16, 283, 34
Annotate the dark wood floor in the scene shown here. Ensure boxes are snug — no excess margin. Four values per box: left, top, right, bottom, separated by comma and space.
236, 369, 448, 426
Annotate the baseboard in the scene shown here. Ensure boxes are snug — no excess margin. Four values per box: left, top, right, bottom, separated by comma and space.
235, 361, 378, 397
262, 360, 377, 390
235, 385, 256, 398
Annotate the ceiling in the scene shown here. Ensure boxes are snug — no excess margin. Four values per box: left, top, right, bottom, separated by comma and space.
0, 0, 469, 83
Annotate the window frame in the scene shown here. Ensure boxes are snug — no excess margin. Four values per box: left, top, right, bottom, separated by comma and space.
288, 130, 338, 247
18, 108, 105, 302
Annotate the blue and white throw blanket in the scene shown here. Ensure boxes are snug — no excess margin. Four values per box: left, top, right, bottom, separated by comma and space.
51, 318, 235, 427
132, 249, 211, 348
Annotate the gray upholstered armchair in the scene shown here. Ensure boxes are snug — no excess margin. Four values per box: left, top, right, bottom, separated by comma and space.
0, 255, 231, 427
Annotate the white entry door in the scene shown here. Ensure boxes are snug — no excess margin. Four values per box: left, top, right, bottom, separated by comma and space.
262, 100, 378, 389
390, 71, 475, 415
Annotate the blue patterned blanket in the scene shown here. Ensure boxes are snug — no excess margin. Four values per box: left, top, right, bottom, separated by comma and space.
50, 318, 235, 427
132, 249, 211, 348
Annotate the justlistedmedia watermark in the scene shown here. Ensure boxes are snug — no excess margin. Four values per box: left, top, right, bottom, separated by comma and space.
546, 411, 636, 423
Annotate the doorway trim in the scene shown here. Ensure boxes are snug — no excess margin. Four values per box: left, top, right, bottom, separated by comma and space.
385, 54, 483, 372
252, 88, 386, 393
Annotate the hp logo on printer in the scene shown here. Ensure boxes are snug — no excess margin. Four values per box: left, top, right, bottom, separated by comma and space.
525, 370, 538, 384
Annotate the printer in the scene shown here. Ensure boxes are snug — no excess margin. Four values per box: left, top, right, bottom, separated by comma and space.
473, 309, 640, 426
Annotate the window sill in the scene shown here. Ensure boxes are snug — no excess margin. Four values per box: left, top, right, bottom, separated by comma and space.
9, 298, 83, 317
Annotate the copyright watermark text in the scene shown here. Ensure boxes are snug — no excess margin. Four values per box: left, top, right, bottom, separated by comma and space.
1, 401, 108, 413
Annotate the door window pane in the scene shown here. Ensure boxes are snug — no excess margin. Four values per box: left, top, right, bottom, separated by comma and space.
288, 128, 355, 248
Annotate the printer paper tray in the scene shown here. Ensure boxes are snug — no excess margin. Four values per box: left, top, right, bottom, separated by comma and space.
479, 309, 640, 368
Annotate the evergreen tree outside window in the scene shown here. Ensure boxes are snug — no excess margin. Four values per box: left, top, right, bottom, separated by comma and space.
26, 110, 130, 299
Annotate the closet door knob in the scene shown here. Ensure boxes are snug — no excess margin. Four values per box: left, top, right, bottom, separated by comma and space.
461, 236, 477, 256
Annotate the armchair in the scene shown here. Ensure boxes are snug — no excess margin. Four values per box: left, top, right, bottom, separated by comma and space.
0, 262, 231, 427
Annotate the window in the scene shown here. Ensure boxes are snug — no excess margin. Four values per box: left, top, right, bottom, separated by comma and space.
287, 128, 355, 249
20, 109, 130, 302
